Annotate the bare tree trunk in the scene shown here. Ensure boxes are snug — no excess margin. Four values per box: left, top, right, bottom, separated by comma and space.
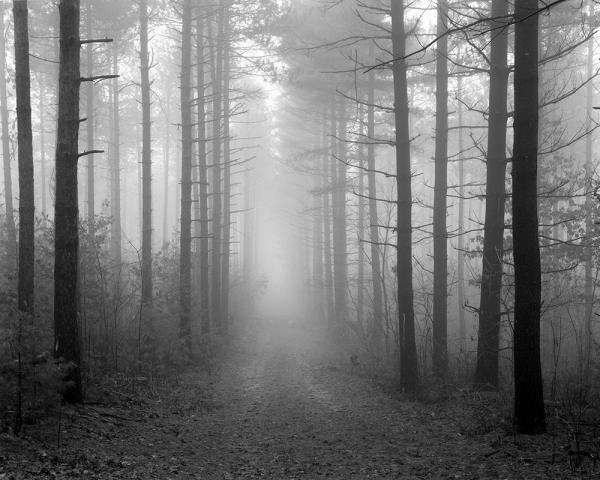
333, 96, 347, 325
211, 7, 224, 331
391, 0, 418, 391
197, 15, 210, 337
110, 42, 121, 267
39, 78, 47, 217
512, 0, 545, 435
432, 0, 448, 378
584, 30, 594, 378
357, 105, 365, 326
456, 75, 466, 354
243, 167, 253, 283
0, 2, 16, 254
140, 0, 153, 335
110, 43, 123, 271
54, 0, 82, 404
367, 49, 384, 346
475, 0, 509, 389
313, 133, 324, 322
323, 125, 335, 326
220, 0, 231, 333
179, 0, 193, 350
14, 0, 34, 317
162, 94, 170, 249
85, 0, 94, 229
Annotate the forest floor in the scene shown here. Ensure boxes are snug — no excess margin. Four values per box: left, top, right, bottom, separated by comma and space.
1, 318, 598, 479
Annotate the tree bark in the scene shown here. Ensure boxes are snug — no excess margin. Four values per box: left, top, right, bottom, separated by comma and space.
211, 8, 224, 331
584, 29, 594, 378
14, 0, 34, 317
0, 3, 16, 254
162, 93, 170, 249
110, 42, 121, 267
391, 0, 418, 391
85, 0, 94, 229
323, 123, 335, 325
333, 96, 347, 324
357, 104, 365, 326
179, 0, 193, 350
196, 15, 210, 337
39, 78, 47, 218
54, 0, 82, 404
512, 0, 546, 434
313, 132, 324, 322
220, 0, 231, 333
456, 75, 466, 353
474, 0, 509, 389
367, 47, 384, 347
432, 0, 448, 378
140, 0, 153, 331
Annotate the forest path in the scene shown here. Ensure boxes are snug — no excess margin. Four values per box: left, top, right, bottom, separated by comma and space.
1, 320, 579, 479
187, 320, 469, 479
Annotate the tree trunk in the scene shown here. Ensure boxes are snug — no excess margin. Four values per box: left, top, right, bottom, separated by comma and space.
140, 0, 153, 333
85, 0, 94, 229
391, 0, 418, 391
54, 0, 82, 404
14, 0, 34, 317
432, 0, 448, 378
323, 124, 335, 325
39, 78, 47, 218
179, 0, 193, 350
357, 104, 365, 326
162, 95, 170, 249
584, 30, 594, 378
0, 3, 16, 254
456, 75, 466, 353
220, 0, 231, 333
333, 96, 347, 324
211, 8, 224, 331
474, 0, 509, 389
367, 49, 384, 347
197, 15, 210, 337
512, 0, 545, 435
110, 42, 121, 267
313, 133, 324, 322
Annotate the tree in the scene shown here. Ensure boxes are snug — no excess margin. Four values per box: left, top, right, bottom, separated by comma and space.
432, 0, 448, 378
110, 41, 121, 266
512, 0, 546, 434
0, 2, 16, 254
140, 0, 153, 338
220, 0, 232, 332
14, 0, 34, 318
180, 0, 193, 350
333, 96, 347, 325
391, 0, 418, 391
85, 0, 94, 228
196, 14, 210, 338
54, 0, 83, 404
474, 0, 510, 389
211, 4, 224, 331
366, 43, 384, 347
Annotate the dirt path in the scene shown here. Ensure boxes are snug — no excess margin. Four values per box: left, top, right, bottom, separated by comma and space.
1, 321, 584, 479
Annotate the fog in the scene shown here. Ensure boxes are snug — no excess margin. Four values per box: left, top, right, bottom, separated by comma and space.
1, 0, 599, 476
